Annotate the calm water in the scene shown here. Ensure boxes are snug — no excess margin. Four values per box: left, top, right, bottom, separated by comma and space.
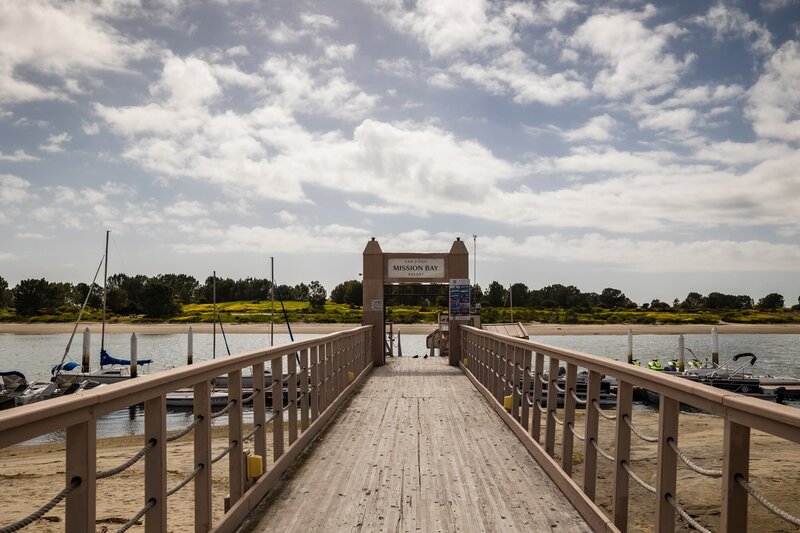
2, 331, 798, 441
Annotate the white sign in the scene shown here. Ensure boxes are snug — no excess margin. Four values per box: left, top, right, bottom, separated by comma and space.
371, 299, 383, 312
387, 258, 445, 279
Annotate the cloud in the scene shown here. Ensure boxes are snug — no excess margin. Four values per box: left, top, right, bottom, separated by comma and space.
746, 41, 800, 141
560, 114, 617, 142
0, 149, 39, 162
570, 7, 694, 100
484, 233, 800, 272
82, 120, 100, 135
164, 200, 206, 218
694, 2, 774, 55
0, 174, 31, 204
38, 132, 72, 153
226, 45, 250, 57
0, 1, 153, 103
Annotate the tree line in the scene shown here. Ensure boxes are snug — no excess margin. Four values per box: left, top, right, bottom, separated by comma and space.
0, 274, 327, 317
0, 274, 797, 318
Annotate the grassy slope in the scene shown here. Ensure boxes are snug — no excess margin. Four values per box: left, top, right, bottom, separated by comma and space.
1, 301, 800, 325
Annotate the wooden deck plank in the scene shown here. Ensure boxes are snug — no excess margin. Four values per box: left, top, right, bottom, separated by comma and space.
241, 358, 590, 532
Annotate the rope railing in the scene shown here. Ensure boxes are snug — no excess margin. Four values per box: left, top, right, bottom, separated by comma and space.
167, 415, 204, 442
567, 422, 585, 441
621, 460, 655, 494
241, 388, 260, 404
535, 400, 547, 414
735, 474, 800, 526
666, 493, 712, 533
537, 373, 548, 385
97, 439, 156, 479
116, 497, 156, 533
211, 441, 238, 465
552, 382, 566, 394
667, 438, 722, 477
525, 393, 534, 406
551, 412, 564, 426
0, 477, 81, 533
211, 399, 237, 419
590, 438, 614, 462
592, 399, 616, 420
623, 414, 658, 443
243, 423, 262, 442
569, 388, 587, 405
167, 465, 204, 497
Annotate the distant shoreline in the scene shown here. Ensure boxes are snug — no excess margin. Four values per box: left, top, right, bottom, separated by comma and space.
1, 322, 799, 335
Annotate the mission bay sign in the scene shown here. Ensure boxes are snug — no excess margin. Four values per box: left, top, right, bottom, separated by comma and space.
387, 258, 446, 279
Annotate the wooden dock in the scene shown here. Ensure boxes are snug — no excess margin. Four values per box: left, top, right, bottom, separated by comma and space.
240, 357, 589, 532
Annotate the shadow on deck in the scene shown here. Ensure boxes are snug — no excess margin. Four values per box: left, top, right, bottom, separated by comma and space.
239, 357, 589, 532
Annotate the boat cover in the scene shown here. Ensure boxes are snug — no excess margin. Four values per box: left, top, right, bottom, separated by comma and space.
51, 362, 80, 374
100, 349, 153, 367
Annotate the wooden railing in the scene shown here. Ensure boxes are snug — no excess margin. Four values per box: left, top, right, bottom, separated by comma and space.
460, 325, 800, 533
0, 326, 372, 533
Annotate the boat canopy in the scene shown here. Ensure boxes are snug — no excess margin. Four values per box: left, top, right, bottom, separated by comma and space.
100, 349, 153, 367
0, 370, 27, 380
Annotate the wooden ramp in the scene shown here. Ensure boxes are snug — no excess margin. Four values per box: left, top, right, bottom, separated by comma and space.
241, 358, 589, 532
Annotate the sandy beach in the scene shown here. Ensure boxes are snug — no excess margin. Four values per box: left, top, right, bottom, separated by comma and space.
1, 411, 797, 532
1, 321, 799, 336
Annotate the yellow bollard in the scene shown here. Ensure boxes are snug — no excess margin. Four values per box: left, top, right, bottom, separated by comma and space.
463, 358, 469, 366
247, 453, 264, 479
503, 395, 513, 410
347, 371, 355, 383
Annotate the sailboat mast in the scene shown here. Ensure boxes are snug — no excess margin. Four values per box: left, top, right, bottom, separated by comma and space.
101, 230, 109, 352
212, 270, 217, 360
270, 256, 274, 347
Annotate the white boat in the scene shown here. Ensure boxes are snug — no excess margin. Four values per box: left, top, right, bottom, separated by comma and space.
165, 388, 231, 408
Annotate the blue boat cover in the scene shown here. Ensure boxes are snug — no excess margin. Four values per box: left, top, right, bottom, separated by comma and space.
100, 349, 153, 367
51, 362, 80, 375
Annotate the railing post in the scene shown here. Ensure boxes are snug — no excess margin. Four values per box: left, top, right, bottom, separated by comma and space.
300, 348, 310, 432
613, 380, 633, 530
532, 352, 544, 442
310, 346, 319, 422
545, 356, 558, 456
512, 346, 521, 421
721, 420, 750, 533
655, 396, 679, 532
583, 370, 601, 500
288, 352, 298, 445
562, 363, 577, 476
498, 341, 506, 404
65, 420, 96, 532
194, 380, 212, 532
228, 370, 244, 506
144, 395, 166, 533
252, 362, 267, 472
520, 349, 531, 431
272, 358, 284, 461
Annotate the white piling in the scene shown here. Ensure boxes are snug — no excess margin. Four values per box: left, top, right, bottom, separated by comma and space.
188, 326, 194, 365
82, 327, 91, 372
711, 326, 719, 364
627, 327, 633, 364
397, 332, 403, 357
677, 334, 685, 371
131, 333, 138, 378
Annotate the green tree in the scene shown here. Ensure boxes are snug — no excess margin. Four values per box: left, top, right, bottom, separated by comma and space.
598, 287, 627, 308
0, 276, 10, 308
308, 281, 326, 311
12, 278, 54, 316
484, 281, 507, 307
509, 283, 529, 307
758, 292, 784, 309
158, 274, 199, 305
73, 282, 103, 309
681, 292, 705, 308
140, 278, 181, 317
331, 280, 362, 306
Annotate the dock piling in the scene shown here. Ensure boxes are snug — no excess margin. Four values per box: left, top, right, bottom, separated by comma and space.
131, 333, 138, 378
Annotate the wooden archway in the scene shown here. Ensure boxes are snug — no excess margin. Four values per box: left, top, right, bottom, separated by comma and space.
362, 238, 469, 366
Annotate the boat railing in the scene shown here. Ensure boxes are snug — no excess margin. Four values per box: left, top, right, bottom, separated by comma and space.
0, 325, 372, 533
460, 325, 800, 533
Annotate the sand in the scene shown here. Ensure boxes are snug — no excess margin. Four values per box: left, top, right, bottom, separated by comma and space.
2, 412, 798, 532
1, 321, 799, 336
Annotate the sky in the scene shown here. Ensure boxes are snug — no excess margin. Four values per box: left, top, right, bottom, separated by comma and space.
0, 0, 799, 306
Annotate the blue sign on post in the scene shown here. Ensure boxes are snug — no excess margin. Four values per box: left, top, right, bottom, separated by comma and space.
449, 278, 471, 316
